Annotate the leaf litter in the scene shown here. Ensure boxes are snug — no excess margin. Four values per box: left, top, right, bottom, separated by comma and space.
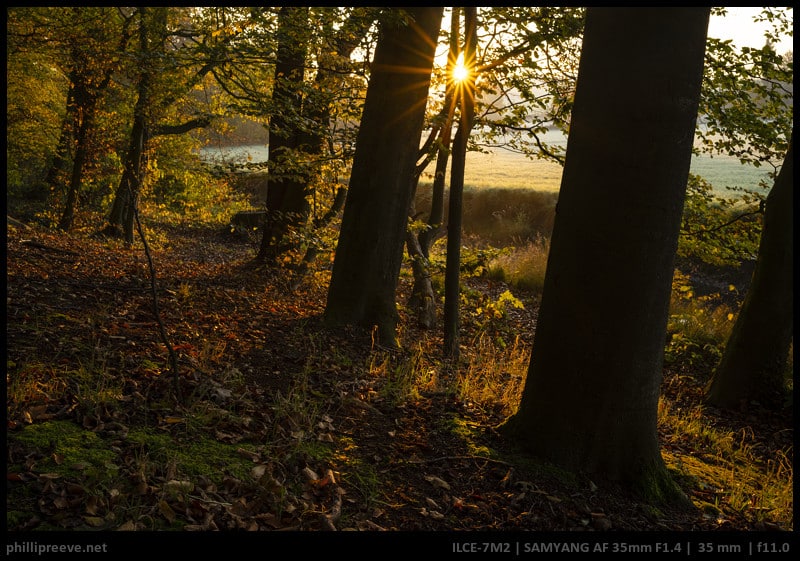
5, 220, 792, 533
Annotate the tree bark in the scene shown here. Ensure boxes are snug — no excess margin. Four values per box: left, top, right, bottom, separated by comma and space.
259, 8, 377, 264
258, 6, 311, 263
499, 7, 709, 499
406, 7, 460, 330
44, 74, 78, 201
705, 132, 793, 410
443, 7, 477, 360
324, 7, 443, 348
103, 8, 160, 244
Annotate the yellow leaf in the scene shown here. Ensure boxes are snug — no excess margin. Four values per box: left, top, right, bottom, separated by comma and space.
158, 500, 176, 523
727, 313, 734, 321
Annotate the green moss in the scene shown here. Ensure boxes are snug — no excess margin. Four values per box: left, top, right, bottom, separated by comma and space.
6, 510, 32, 528
634, 462, 693, 508
9, 420, 118, 482
126, 428, 260, 482
444, 415, 494, 458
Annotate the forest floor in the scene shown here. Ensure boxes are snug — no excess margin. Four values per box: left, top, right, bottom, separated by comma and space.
5, 216, 794, 550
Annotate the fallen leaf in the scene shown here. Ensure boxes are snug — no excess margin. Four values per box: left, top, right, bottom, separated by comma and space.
117, 520, 138, 531
85, 496, 100, 515
424, 475, 450, 490
158, 500, 176, 523
317, 469, 336, 487
165, 480, 194, 493
38, 473, 61, 481
236, 448, 260, 462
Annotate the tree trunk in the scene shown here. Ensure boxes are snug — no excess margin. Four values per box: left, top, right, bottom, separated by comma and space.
104, 85, 149, 244
406, 8, 460, 330
324, 7, 443, 348
259, 8, 376, 264
705, 132, 793, 410
406, 228, 438, 328
258, 6, 311, 263
54, 10, 132, 231
58, 81, 95, 231
101, 7, 161, 243
44, 72, 79, 199
443, 7, 477, 360
499, 7, 709, 499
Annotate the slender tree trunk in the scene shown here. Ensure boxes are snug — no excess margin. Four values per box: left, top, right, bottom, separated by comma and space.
58, 85, 95, 231
405, 228, 438, 328
705, 133, 793, 410
324, 7, 443, 348
443, 7, 477, 360
44, 73, 79, 198
406, 8, 460, 329
53, 10, 132, 231
499, 8, 709, 498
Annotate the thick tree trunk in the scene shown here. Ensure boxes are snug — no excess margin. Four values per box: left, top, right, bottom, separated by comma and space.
259, 8, 376, 264
258, 7, 311, 263
705, 133, 793, 409
499, 8, 709, 499
103, 83, 148, 243
324, 7, 443, 348
101, 7, 159, 244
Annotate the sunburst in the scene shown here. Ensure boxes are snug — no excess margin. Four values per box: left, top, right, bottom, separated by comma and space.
452, 52, 470, 83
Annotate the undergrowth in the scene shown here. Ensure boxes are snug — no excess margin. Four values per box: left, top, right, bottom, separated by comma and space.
6, 177, 792, 532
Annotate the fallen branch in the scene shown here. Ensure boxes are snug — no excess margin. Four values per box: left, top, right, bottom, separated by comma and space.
21, 239, 80, 256
7, 216, 30, 229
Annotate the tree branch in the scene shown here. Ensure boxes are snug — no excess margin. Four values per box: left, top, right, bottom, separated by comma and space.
152, 115, 213, 136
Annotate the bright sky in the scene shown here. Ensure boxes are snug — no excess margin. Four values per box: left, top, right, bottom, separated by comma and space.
707, 7, 793, 54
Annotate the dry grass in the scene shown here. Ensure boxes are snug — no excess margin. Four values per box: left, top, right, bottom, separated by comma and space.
414, 185, 558, 246
485, 236, 550, 294
658, 399, 793, 525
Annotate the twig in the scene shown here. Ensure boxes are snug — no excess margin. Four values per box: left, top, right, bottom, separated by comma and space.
133, 207, 182, 400
405, 455, 513, 466
682, 206, 764, 237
